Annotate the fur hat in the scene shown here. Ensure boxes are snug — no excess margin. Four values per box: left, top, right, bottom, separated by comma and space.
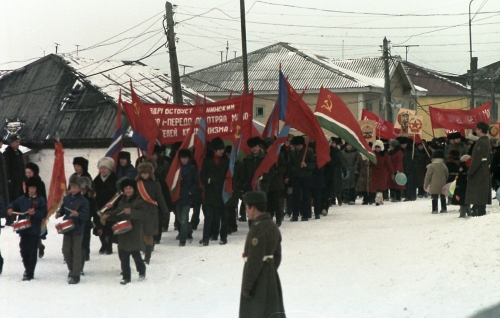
73, 157, 89, 172
118, 151, 131, 161
7, 134, 20, 144
211, 137, 225, 151
466, 132, 479, 142
246, 136, 265, 148
224, 145, 233, 155
153, 145, 164, 155
264, 137, 274, 150
120, 178, 137, 192
137, 162, 155, 181
25, 177, 40, 192
389, 139, 400, 148
460, 154, 471, 162
449, 149, 460, 160
143, 158, 157, 170
397, 136, 409, 145
243, 190, 267, 205
330, 137, 341, 144
291, 136, 305, 146
97, 157, 114, 171
80, 176, 92, 190
432, 149, 445, 159
178, 149, 192, 159
372, 140, 384, 151
25, 162, 40, 177
68, 175, 86, 189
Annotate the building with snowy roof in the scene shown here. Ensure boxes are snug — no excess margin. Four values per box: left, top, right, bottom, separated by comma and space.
181, 42, 424, 127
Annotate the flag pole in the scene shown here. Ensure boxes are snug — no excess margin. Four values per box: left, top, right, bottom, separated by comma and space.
412, 133, 415, 160
302, 136, 310, 163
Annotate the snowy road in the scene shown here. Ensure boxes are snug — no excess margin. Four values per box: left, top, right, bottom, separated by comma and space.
2, 197, 500, 318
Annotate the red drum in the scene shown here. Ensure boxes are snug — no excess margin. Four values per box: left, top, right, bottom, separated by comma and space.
55, 219, 75, 234
13, 219, 32, 232
113, 221, 132, 235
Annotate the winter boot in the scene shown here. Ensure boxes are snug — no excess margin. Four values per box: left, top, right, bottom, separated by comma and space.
459, 206, 467, 218
0, 252, 3, 275
38, 241, 45, 259
432, 199, 438, 214
471, 205, 478, 217
144, 245, 152, 265
440, 196, 447, 213
375, 192, 383, 206
336, 194, 343, 206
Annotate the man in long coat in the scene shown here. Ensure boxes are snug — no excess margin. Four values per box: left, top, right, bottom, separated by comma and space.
239, 191, 285, 318
465, 122, 492, 216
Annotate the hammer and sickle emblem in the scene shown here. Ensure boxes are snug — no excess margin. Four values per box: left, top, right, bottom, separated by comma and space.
133, 102, 140, 115
234, 125, 241, 139
321, 95, 333, 112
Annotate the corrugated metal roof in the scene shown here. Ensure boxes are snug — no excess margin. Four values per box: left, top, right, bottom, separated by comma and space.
181, 42, 385, 94
0, 54, 200, 147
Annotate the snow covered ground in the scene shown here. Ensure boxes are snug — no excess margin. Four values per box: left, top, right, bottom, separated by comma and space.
2, 197, 500, 318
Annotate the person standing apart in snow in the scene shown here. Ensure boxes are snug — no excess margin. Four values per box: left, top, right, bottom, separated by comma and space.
465, 121, 492, 216
387, 139, 405, 202
424, 150, 449, 214
56, 176, 89, 284
340, 142, 358, 205
174, 149, 197, 246
101, 179, 147, 285
239, 191, 285, 318
7, 178, 47, 281
451, 155, 472, 218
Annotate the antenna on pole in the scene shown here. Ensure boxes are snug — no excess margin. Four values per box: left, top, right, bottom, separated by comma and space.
393, 45, 419, 61
233, 51, 237, 59
219, 51, 224, 63
226, 41, 229, 62
55, 43, 60, 54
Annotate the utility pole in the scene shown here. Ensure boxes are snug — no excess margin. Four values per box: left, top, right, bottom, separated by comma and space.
240, 0, 249, 94
225, 41, 229, 62
383, 37, 393, 123
393, 45, 419, 61
469, 0, 476, 109
219, 51, 224, 63
166, 2, 183, 104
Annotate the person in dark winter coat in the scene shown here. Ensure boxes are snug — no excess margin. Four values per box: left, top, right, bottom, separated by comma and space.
200, 137, 230, 246
0, 140, 8, 228
415, 142, 430, 197
465, 122, 492, 216
490, 139, 500, 191
424, 149, 449, 214
135, 162, 168, 263
56, 176, 90, 284
4, 134, 25, 226
7, 177, 47, 281
0, 195, 5, 274
369, 140, 394, 206
150, 145, 173, 242
329, 138, 344, 206
288, 136, 316, 221
341, 143, 358, 204
241, 137, 274, 193
93, 157, 118, 255
445, 149, 460, 184
102, 178, 148, 285
24, 162, 47, 258
239, 191, 285, 318
451, 155, 472, 218
265, 138, 287, 226
71, 157, 93, 182
174, 149, 198, 246
115, 151, 137, 180
387, 139, 405, 202
400, 138, 417, 201
321, 138, 339, 213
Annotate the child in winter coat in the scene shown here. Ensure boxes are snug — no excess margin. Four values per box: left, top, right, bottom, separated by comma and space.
424, 149, 449, 214
451, 155, 472, 218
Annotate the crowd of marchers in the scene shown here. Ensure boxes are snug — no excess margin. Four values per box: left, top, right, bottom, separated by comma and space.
0, 121, 496, 286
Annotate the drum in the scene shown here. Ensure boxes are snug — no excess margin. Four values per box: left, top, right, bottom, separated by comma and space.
55, 219, 75, 234
113, 221, 132, 235
13, 219, 32, 232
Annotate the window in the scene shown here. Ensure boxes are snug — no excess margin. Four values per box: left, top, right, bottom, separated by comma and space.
255, 105, 264, 118
365, 100, 372, 112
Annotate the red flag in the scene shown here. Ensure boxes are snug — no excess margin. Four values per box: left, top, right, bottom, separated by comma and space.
262, 102, 279, 139
283, 80, 330, 168
429, 102, 491, 130
42, 141, 66, 231
122, 81, 159, 157
360, 109, 398, 140
166, 101, 205, 202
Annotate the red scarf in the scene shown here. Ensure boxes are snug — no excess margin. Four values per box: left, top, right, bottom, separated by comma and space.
137, 180, 158, 206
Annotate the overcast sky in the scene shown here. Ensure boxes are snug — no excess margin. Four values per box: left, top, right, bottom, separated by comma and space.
1, 0, 498, 76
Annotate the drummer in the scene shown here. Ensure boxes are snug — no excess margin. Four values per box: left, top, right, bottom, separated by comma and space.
101, 178, 148, 285
56, 176, 89, 285
7, 177, 48, 281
